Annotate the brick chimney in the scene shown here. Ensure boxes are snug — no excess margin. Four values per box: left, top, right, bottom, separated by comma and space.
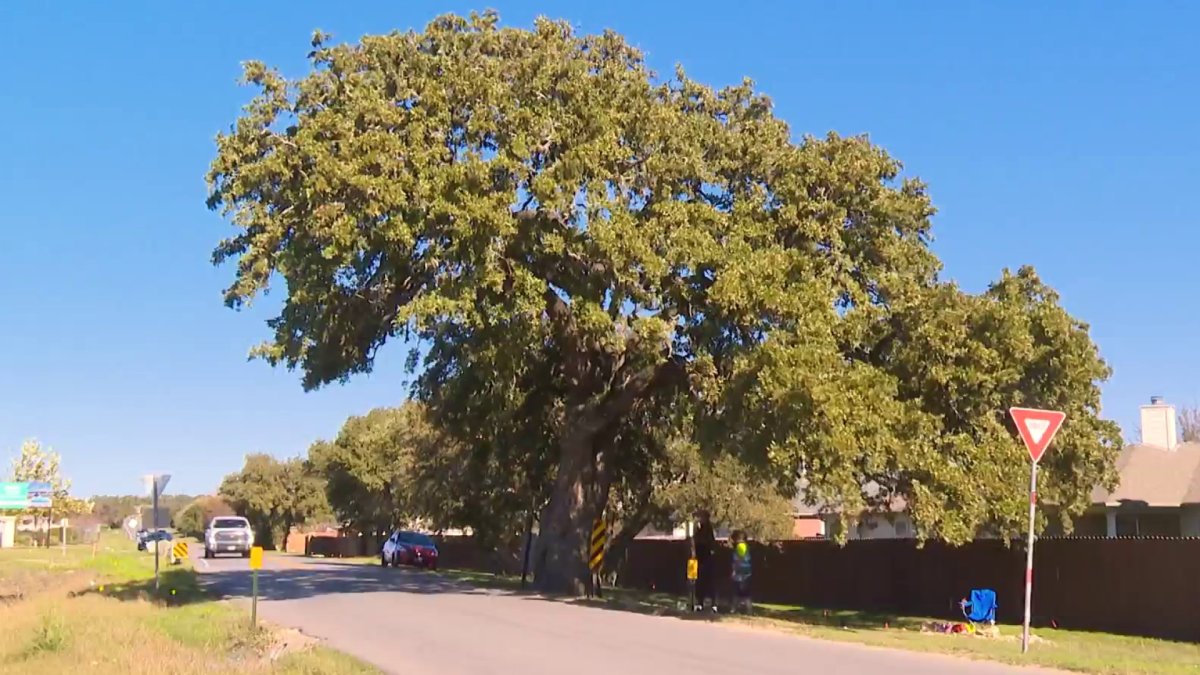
1140, 396, 1178, 450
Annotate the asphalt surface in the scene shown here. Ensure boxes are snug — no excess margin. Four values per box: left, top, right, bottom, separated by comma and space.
193, 550, 1047, 675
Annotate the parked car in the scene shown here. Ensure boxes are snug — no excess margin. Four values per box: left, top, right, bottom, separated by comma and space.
136, 529, 173, 552
381, 530, 439, 570
204, 516, 255, 558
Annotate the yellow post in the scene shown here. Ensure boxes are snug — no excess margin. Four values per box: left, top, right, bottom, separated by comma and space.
249, 546, 263, 627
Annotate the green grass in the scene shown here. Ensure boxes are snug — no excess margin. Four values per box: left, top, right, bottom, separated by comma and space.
432, 568, 1200, 675
23, 609, 67, 657
0, 531, 378, 674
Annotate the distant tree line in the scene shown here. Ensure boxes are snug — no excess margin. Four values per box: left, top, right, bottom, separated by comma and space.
218, 400, 794, 566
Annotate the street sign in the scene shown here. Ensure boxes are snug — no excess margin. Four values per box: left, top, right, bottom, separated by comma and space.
0, 482, 30, 510
171, 541, 189, 564
589, 518, 606, 572
1008, 406, 1066, 656
143, 474, 171, 496
144, 473, 171, 591
1010, 407, 1066, 463
249, 546, 264, 570
686, 557, 698, 581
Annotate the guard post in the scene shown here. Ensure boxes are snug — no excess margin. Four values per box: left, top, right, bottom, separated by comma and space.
589, 517, 606, 598
171, 541, 188, 565
249, 545, 263, 627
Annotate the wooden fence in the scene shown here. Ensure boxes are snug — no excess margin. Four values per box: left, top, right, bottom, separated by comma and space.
615, 537, 1200, 642
294, 529, 1200, 642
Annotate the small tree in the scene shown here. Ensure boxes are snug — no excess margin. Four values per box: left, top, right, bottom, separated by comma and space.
173, 496, 235, 538
1179, 406, 1200, 443
8, 439, 90, 544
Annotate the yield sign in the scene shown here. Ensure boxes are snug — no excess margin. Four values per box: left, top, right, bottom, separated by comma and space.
1009, 407, 1066, 463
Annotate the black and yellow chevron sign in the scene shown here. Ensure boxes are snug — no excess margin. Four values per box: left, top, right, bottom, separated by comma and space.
172, 541, 189, 560
589, 517, 606, 572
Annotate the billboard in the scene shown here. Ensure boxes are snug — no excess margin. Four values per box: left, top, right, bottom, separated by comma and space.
0, 481, 53, 510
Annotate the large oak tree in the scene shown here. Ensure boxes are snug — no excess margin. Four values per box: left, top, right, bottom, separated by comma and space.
207, 12, 1121, 593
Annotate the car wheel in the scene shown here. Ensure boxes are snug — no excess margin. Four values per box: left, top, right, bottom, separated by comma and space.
242, 551, 250, 559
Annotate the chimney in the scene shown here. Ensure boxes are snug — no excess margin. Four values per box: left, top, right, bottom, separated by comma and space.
1140, 396, 1178, 450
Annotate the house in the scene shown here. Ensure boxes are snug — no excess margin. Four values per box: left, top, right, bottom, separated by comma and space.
792, 479, 910, 541
1077, 396, 1200, 537
632, 395, 1200, 542
803, 396, 1200, 540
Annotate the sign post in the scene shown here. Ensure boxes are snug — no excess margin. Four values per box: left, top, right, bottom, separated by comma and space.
1009, 407, 1066, 655
144, 474, 171, 592
588, 517, 606, 599
249, 546, 264, 627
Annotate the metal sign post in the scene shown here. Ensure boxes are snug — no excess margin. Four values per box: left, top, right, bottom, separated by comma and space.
249, 546, 264, 627
144, 474, 171, 593
1022, 459, 1038, 653
152, 479, 160, 591
1009, 407, 1066, 655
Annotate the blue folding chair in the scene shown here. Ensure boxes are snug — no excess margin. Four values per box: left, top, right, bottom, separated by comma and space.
960, 588, 997, 627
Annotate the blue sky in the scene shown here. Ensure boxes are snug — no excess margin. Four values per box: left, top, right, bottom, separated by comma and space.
3, 2, 1198, 496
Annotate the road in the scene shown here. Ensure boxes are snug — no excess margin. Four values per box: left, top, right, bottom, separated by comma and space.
194, 551, 1046, 675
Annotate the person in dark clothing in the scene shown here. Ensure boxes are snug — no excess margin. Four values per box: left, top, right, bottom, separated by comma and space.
692, 510, 717, 612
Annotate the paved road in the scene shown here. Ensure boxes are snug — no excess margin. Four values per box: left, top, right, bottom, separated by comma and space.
194, 552, 1046, 675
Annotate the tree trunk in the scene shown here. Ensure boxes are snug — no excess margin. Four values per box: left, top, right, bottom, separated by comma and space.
532, 421, 601, 595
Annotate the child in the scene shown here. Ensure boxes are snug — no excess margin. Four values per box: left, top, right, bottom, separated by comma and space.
730, 530, 752, 614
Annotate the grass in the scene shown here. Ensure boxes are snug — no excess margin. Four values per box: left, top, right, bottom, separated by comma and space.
430, 568, 1200, 675
0, 531, 378, 675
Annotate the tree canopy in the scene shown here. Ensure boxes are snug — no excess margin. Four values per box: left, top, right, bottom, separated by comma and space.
173, 495, 235, 538
219, 454, 330, 549
8, 439, 91, 518
208, 12, 1121, 593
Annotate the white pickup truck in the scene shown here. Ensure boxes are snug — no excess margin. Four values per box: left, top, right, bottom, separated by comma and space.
203, 516, 255, 559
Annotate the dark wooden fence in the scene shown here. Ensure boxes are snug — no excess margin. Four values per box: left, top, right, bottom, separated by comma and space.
305, 529, 1200, 642
614, 538, 1200, 642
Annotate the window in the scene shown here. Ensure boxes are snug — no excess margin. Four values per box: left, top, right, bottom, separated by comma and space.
212, 518, 248, 529
398, 532, 435, 546
1114, 515, 1139, 537
1115, 513, 1181, 537
1137, 513, 1181, 537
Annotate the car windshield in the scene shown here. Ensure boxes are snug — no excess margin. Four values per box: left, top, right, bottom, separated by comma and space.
213, 518, 247, 529
398, 532, 434, 546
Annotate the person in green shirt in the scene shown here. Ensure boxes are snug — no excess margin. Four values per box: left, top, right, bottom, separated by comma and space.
730, 530, 752, 614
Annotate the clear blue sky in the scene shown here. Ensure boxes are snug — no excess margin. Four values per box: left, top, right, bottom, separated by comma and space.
3, 2, 1198, 497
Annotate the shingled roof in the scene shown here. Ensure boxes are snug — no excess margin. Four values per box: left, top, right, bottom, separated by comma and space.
1091, 442, 1200, 507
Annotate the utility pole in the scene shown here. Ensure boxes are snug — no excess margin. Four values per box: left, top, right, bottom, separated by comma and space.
520, 495, 535, 589
153, 479, 160, 592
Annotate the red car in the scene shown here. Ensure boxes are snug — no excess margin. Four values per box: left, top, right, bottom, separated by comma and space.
381, 530, 439, 570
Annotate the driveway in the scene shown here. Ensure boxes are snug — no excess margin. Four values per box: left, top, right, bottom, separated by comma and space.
194, 553, 1046, 675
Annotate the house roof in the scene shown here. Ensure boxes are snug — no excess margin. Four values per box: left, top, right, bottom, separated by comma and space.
1091, 442, 1200, 507
790, 479, 907, 516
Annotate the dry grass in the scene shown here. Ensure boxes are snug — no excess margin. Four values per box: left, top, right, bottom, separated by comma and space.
0, 532, 376, 675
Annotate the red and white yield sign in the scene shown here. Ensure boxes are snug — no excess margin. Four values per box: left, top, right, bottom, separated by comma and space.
1010, 405, 1066, 655
1009, 407, 1066, 463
